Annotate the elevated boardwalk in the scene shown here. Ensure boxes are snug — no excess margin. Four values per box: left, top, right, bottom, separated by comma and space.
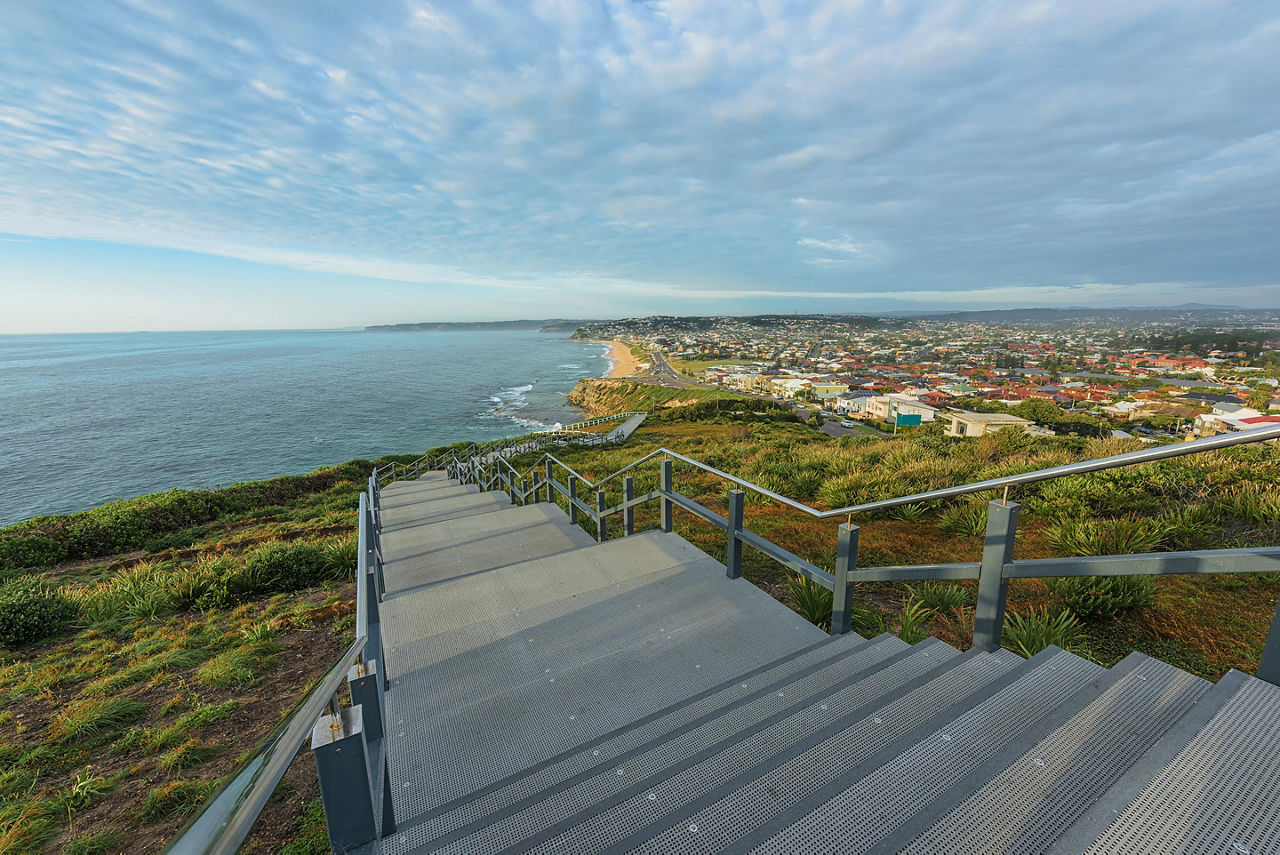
360, 471, 1280, 854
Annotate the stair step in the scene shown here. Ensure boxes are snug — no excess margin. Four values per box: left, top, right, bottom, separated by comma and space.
381, 503, 596, 594
611, 648, 1038, 855
381, 534, 825, 822
432, 638, 977, 855
379, 490, 514, 531
887, 652, 1209, 854
389, 633, 902, 852
1072, 671, 1280, 854
741, 646, 1105, 854
386, 631, 873, 849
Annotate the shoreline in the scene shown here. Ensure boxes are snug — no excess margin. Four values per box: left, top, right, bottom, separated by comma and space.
599, 339, 642, 378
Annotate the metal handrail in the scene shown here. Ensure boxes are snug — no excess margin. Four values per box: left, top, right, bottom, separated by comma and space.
167, 492, 382, 855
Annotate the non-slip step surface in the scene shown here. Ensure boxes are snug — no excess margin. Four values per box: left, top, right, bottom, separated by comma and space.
379, 490, 514, 531
894, 654, 1209, 855
746, 647, 1104, 855
385, 631, 879, 853
381, 503, 596, 593
390, 634, 905, 855
488, 641, 989, 855
1082, 674, 1280, 854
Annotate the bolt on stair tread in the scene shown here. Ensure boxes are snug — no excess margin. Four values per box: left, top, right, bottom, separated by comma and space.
382, 562, 823, 820
387, 634, 903, 853
744, 647, 1108, 854
890, 653, 1208, 855
618, 647, 1045, 855
383, 559, 810, 716
440, 639, 972, 855
384, 630, 876, 849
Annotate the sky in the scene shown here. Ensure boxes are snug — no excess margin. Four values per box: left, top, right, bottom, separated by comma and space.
2, 0, 1279, 333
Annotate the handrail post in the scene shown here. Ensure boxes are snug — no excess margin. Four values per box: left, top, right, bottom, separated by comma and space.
545, 460, 554, 503
1258, 598, 1280, 686
974, 500, 1020, 652
596, 489, 607, 542
660, 459, 674, 533
568, 476, 579, 525
311, 700, 378, 853
624, 476, 635, 536
725, 489, 744, 578
532, 469, 543, 503
521, 477, 530, 506
831, 523, 858, 635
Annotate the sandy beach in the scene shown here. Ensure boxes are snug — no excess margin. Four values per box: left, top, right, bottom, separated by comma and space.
602, 340, 642, 378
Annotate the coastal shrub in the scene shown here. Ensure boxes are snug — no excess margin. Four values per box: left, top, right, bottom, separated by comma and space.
0, 463, 372, 572
0, 575, 79, 648
1048, 575, 1154, 621
884, 502, 931, 522
321, 535, 359, 580
1158, 504, 1225, 551
786, 574, 833, 631
0, 533, 68, 571
909, 582, 969, 614
1003, 608, 1084, 658
1044, 516, 1168, 557
49, 697, 147, 742
898, 597, 930, 644
1221, 483, 1280, 527
244, 542, 330, 592
937, 502, 989, 538
73, 561, 173, 627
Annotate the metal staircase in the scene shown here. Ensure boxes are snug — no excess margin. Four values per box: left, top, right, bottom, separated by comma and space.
168, 422, 1280, 854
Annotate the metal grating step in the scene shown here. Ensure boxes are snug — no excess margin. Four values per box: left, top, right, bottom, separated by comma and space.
380, 532, 751, 658
384, 631, 882, 851
386, 634, 906, 854
490, 640, 987, 855
384, 558, 799, 720
892, 653, 1209, 855
379, 490, 514, 533
381, 504, 596, 594
381, 551, 824, 821
614, 648, 1027, 855
1081, 672, 1280, 854
745, 647, 1106, 854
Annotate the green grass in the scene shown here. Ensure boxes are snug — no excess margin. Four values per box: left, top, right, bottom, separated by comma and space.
49, 698, 147, 743
138, 778, 215, 821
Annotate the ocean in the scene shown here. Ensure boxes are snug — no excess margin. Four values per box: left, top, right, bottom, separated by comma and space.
0, 329, 611, 527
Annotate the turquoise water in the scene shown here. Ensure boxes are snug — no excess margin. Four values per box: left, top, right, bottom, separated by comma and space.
0, 329, 609, 526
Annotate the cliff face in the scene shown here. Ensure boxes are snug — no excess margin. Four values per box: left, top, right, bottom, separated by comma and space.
566, 379, 639, 417
566, 379, 701, 417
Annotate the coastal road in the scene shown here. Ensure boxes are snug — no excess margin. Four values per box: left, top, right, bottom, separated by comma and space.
645, 351, 706, 390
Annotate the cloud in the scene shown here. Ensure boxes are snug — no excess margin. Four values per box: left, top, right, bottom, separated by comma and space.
0, 0, 1278, 327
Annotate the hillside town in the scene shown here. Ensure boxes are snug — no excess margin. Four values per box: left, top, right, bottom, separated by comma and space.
574, 313, 1280, 440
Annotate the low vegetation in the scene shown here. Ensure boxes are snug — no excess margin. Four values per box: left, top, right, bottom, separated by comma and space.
0, 457, 409, 852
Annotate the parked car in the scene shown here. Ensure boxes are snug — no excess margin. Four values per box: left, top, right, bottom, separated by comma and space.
840, 420, 856, 428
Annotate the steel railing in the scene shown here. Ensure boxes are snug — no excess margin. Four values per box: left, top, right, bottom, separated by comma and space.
446, 423, 1280, 685
167, 478, 393, 854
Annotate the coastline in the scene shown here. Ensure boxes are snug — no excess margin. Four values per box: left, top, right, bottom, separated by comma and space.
599, 339, 642, 378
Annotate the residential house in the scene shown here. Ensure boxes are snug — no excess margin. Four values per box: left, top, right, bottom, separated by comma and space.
941, 410, 1034, 438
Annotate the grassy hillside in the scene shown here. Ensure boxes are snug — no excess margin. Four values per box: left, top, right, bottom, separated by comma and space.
0, 455, 419, 853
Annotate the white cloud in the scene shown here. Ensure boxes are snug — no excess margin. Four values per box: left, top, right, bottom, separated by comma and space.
0, 0, 1277, 322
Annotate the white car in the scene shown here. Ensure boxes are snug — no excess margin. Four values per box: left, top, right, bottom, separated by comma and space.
840, 420, 856, 428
